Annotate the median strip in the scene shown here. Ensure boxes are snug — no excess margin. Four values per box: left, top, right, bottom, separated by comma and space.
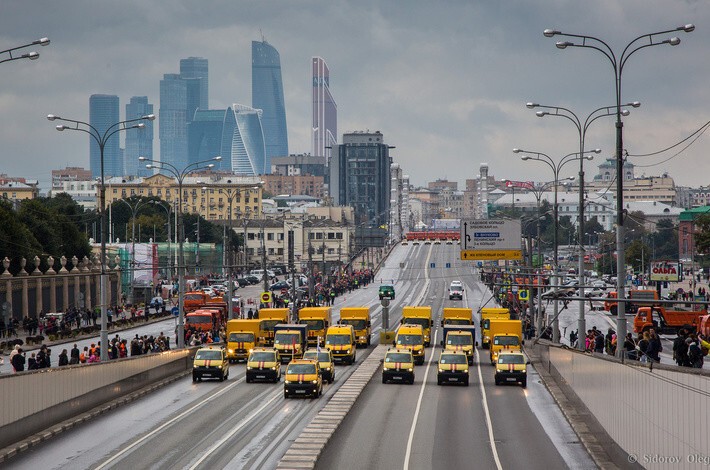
276, 344, 387, 469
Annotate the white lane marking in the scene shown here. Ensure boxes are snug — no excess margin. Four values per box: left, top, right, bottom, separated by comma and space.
403, 244, 435, 470
188, 392, 282, 469
95, 377, 245, 469
402, 328, 438, 470
476, 349, 503, 470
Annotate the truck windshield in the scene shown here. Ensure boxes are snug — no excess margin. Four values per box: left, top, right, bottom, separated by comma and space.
404, 318, 429, 329
498, 354, 525, 364
195, 350, 222, 360
440, 354, 466, 364
445, 319, 471, 326
250, 352, 276, 362
287, 364, 316, 374
261, 320, 281, 331
494, 336, 520, 346
326, 334, 351, 345
385, 353, 412, 363
275, 333, 300, 345
341, 319, 367, 330
229, 333, 254, 342
185, 294, 204, 301
446, 334, 472, 345
303, 352, 331, 362
397, 334, 423, 346
187, 316, 211, 325
299, 319, 325, 330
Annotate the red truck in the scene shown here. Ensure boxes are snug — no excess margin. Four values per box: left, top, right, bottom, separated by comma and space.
633, 306, 707, 335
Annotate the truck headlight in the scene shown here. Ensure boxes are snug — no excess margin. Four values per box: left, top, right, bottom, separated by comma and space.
311, 379, 318, 384
346, 349, 351, 354
408, 368, 413, 372
228, 349, 234, 353
271, 366, 278, 370
522, 369, 527, 373
438, 368, 444, 373
247, 366, 252, 370
285, 380, 291, 384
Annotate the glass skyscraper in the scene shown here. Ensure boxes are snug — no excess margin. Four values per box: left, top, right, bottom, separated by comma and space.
229, 104, 267, 175
188, 109, 230, 171
312, 57, 337, 161
160, 58, 208, 170
124, 96, 154, 176
89, 94, 121, 178
252, 39, 287, 171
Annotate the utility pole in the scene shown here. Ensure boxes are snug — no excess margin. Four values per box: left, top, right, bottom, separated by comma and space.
261, 220, 269, 293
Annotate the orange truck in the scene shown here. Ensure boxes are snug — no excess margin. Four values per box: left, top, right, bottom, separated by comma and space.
604, 289, 658, 315
633, 306, 707, 334
184, 291, 211, 313
186, 309, 216, 332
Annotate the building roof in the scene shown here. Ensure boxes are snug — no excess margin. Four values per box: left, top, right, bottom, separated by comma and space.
679, 206, 710, 221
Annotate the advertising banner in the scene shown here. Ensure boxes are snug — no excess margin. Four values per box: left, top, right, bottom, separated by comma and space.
649, 260, 681, 282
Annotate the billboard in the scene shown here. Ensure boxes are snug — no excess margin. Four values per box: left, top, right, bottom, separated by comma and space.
650, 260, 681, 282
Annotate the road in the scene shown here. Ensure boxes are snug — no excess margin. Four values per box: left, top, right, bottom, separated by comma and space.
318, 242, 595, 470
9, 243, 596, 468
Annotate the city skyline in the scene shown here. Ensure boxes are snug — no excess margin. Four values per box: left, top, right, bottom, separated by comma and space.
3, 1, 710, 193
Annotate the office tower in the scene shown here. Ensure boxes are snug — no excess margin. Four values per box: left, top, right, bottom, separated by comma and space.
228, 104, 267, 176
312, 57, 337, 162
252, 39, 288, 171
89, 94, 121, 178
124, 96, 154, 176
331, 131, 392, 226
188, 109, 230, 171
180, 57, 209, 109
160, 58, 209, 170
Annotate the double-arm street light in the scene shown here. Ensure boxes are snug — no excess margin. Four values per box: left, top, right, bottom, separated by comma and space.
48, 112, 154, 361
117, 197, 153, 305
543, 23, 694, 357
526, 102, 637, 350
514, 148, 597, 342
139, 155, 221, 349
1, 37, 50, 65
149, 200, 175, 282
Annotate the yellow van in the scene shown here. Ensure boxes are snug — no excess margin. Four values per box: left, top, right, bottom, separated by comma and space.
325, 324, 356, 364
192, 346, 229, 382
401, 306, 433, 347
284, 359, 323, 398
382, 348, 415, 384
394, 324, 425, 365
245, 348, 281, 383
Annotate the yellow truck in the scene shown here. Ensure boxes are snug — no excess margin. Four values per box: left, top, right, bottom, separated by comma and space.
479, 307, 510, 349
226, 319, 263, 362
325, 324, 356, 364
394, 324, 425, 365
298, 306, 332, 347
257, 308, 290, 346
488, 319, 523, 365
401, 306, 433, 347
338, 307, 371, 347
440, 325, 476, 365
441, 307, 473, 327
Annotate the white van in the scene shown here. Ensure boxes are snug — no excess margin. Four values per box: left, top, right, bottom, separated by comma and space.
250, 269, 275, 280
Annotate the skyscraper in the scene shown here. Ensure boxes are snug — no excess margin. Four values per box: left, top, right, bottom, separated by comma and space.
89, 94, 121, 178
331, 131, 392, 226
124, 96, 154, 176
188, 109, 230, 171
160, 58, 208, 170
252, 39, 288, 171
180, 57, 209, 109
228, 104, 267, 176
312, 57, 337, 161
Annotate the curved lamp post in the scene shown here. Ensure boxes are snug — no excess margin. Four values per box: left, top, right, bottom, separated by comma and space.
48, 112, 155, 361
514, 148, 597, 342
1, 37, 49, 65
526, 101, 636, 349
139, 155, 221, 348
149, 200, 175, 282
117, 197, 153, 305
543, 23, 694, 357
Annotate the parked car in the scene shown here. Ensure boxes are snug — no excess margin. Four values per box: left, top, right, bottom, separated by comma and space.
244, 275, 260, 285
270, 280, 291, 291
236, 278, 250, 288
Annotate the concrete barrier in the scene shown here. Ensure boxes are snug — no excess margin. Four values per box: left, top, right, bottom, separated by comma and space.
0, 348, 194, 449
532, 342, 710, 470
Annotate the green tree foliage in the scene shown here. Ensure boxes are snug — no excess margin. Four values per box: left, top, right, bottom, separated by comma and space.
649, 218, 678, 260
625, 239, 650, 273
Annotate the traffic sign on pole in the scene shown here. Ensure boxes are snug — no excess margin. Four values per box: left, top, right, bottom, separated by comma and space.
261, 292, 272, 304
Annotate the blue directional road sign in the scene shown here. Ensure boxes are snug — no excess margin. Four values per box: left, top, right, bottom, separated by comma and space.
172, 306, 179, 316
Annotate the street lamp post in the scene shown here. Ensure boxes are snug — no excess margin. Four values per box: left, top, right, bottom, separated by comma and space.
544, 23, 694, 357
48, 112, 154, 361
139, 155, 221, 349
117, 197, 152, 305
514, 148, 596, 342
1, 37, 50, 65
150, 200, 174, 282
525, 102, 632, 349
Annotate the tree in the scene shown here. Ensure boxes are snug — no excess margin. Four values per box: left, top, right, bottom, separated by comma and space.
625, 239, 650, 273
650, 218, 678, 260
694, 214, 710, 256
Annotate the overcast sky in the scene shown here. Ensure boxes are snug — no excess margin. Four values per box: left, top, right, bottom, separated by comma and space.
1, 0, 709, 193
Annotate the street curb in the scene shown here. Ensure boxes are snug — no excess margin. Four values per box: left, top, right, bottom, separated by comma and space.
276, 344, 387, 470
0, 368, 190, 464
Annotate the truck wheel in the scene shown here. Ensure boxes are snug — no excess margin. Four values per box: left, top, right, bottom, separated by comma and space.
192, 373, 197, 383
437, 378, 442, 386
284, 391, 289, 399
464, 377, 469, 386
219, 371, 224, 382
521, 378, 527, 388
494, 378, 500, 386
382, 376, 387, 384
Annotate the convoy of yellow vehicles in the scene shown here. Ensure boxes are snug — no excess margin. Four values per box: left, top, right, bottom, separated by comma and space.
193, 284, 530, 394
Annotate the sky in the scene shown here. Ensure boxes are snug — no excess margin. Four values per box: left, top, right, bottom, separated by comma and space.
1, 0, 709, 193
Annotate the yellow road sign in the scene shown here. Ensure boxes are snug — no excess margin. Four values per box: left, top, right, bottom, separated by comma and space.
260, 291, 272, 303
518, 290, 529, 301
460, 250, 522, 261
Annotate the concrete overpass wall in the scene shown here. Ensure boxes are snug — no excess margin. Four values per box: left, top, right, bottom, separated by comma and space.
536, 342, 710, 470
0, 349, 192, 449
